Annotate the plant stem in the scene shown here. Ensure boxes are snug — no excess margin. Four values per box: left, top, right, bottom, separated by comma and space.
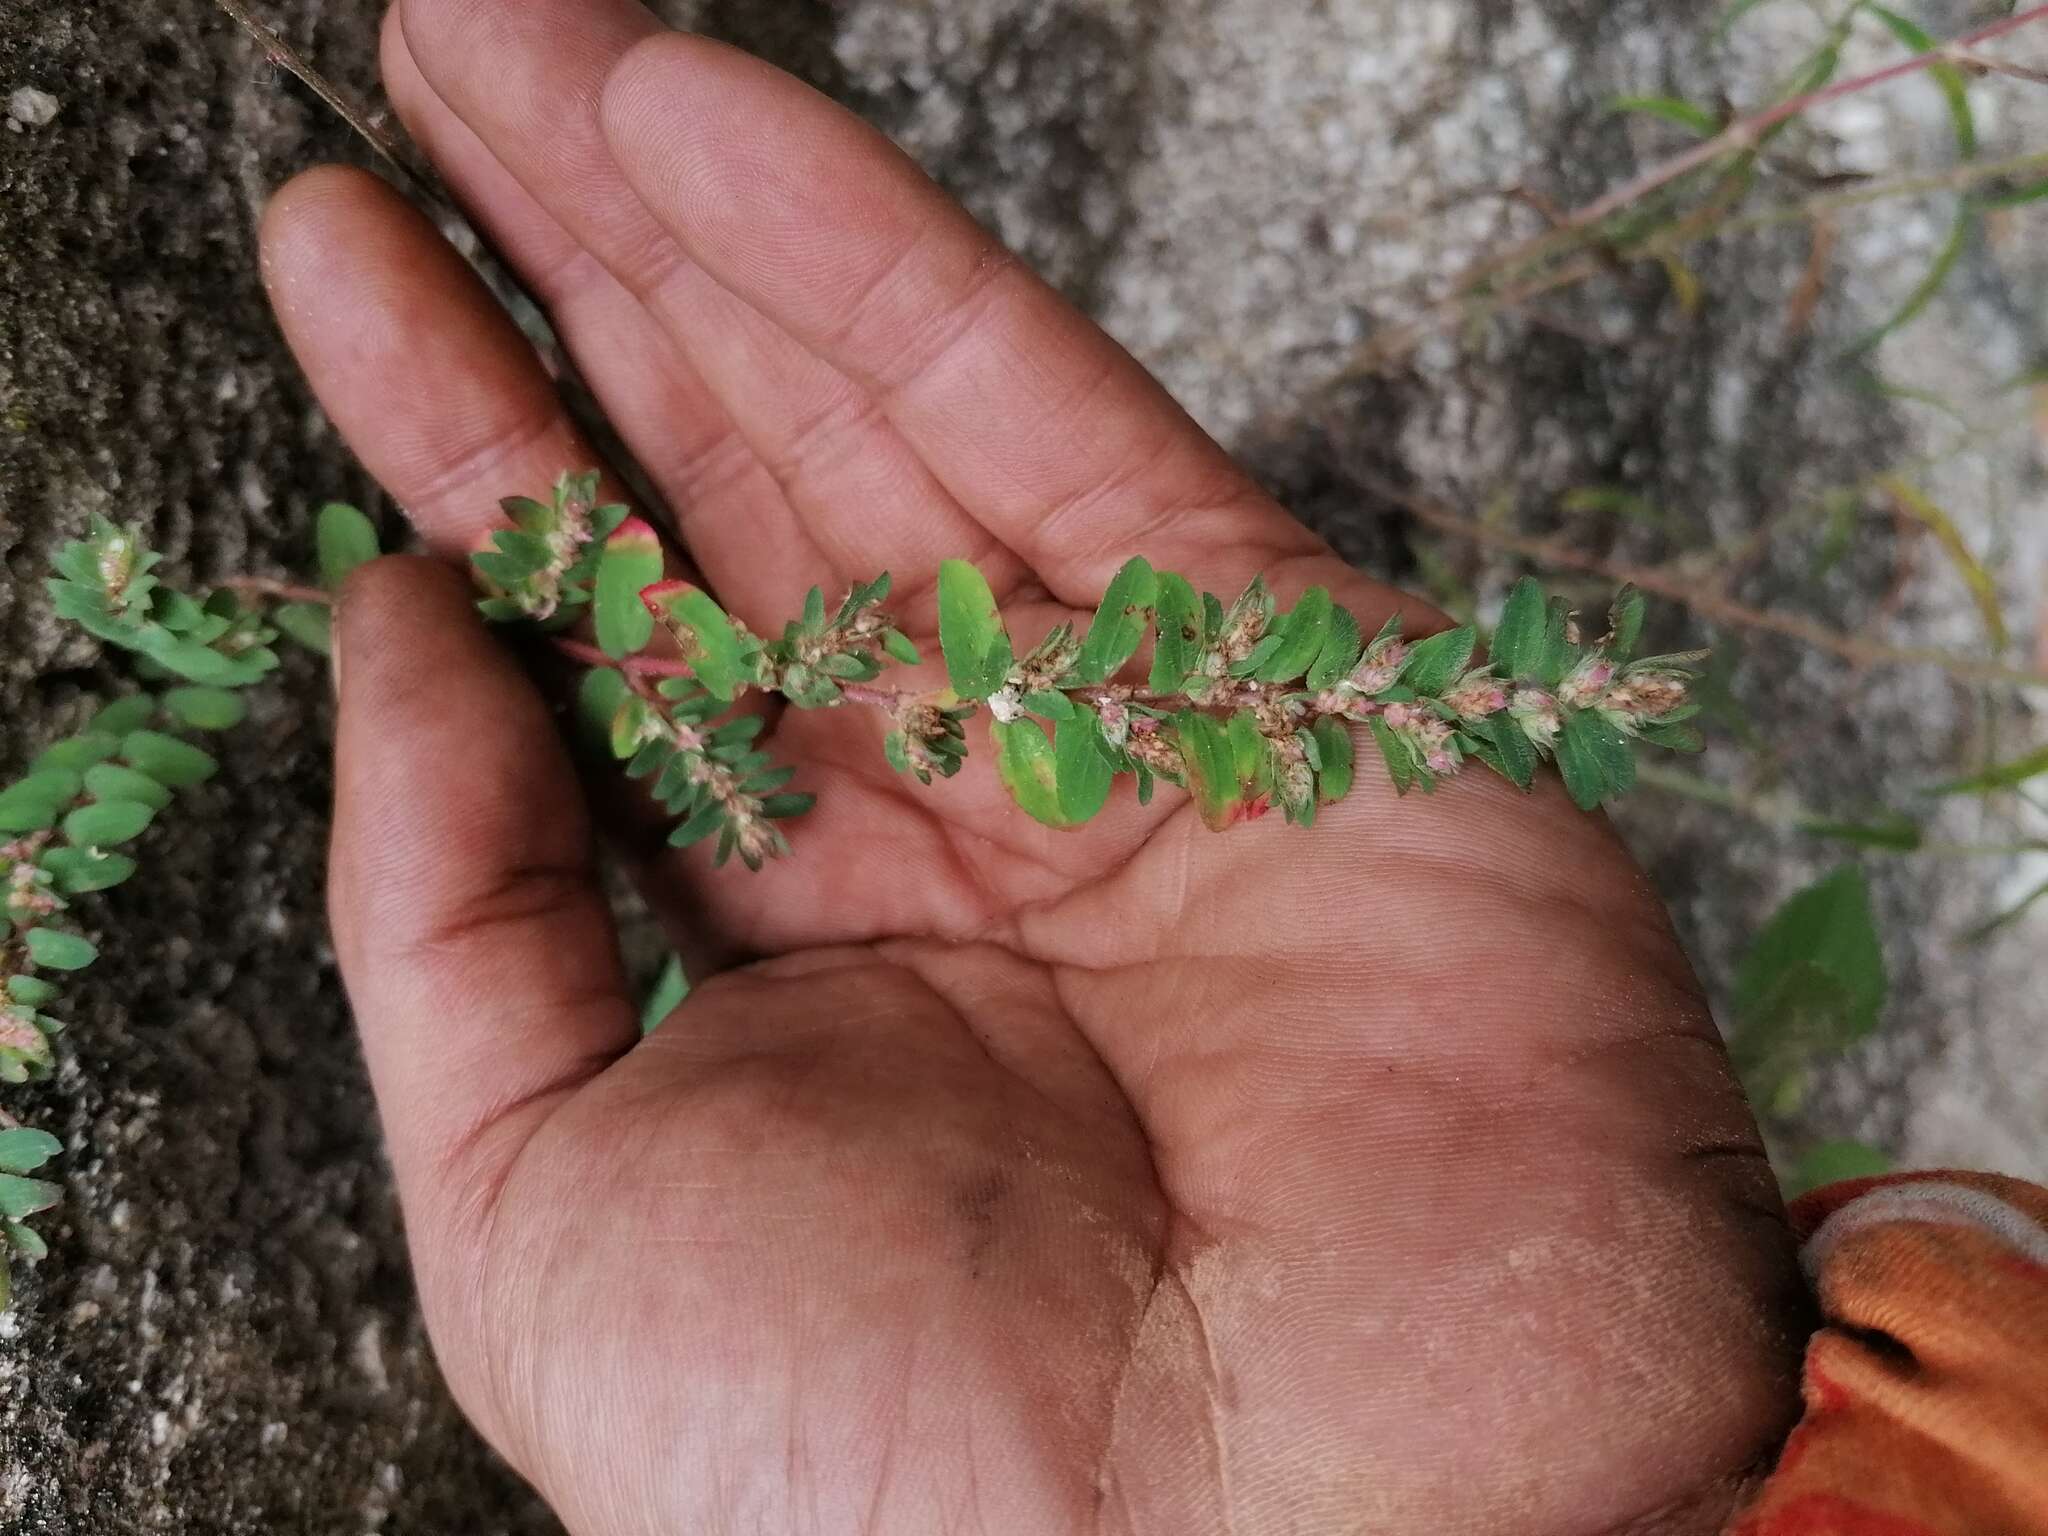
1945, 47, 2048, 88
220, 576, 330, 606
1476, 5, 2048, 289
1333, 23, 2048, 374
1385, 482, 2048, 691
550, 638, 699, 679
219, 596, 710, 683
209, 0, 426, 189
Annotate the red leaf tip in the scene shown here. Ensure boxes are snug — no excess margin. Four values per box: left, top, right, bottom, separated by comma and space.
606, 516, 661, 548
641, 578, 697, 611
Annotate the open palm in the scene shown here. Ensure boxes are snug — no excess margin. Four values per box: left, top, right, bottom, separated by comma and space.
264, 4, 1804, 1532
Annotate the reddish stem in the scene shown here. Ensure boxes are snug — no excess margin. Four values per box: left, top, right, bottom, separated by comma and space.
220, 576, 330, 606
1471, 4, 2048, 288
550, 638, 700, 679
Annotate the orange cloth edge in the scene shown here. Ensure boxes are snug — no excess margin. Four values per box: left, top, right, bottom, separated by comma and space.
1727, 1170, 2048, 1536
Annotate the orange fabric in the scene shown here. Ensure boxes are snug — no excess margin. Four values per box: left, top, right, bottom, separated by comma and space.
1730, 1171, 2048, 1536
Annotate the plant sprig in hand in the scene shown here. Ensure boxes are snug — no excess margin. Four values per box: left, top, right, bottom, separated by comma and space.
472, 472, 1705, 866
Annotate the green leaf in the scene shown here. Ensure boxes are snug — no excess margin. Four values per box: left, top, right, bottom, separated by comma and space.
1228, 633, 1285, 680
1480, 714, 1538, 790
1399, 626, 1477, 696
1962, 876, 2048, 945
271, 602, 334, 655
1633, 719, 1705, 753
1490, 579, 1547, 678
1312, 717, 1354, 803
1866, 7, 1975, 159
1536, 597, 1578, 687
6, 977, 59, 1007
1252, 586, 1333, 684
1306, 605, 1363, 691
817, 652, 879, 681
82, 763, 173, 811
882, 630, 921, 666
1227, 713, 1274, 801
1609, 95, 1719, 136
1606, 587, 1646, 661
1370, 717, 1416, 795
1986, 177, 2048, 210
1928, 741, 2048, 796
122, 731, 217, 787
37, 847, 137, 895
131, 630, 276, 689
1797, 815, 1922, 852
1148, 574, 1202, 694
639, 954, 690, 1036
593, 518, 665, 660
991, 718, 1068, 827
162, 686, 248, 732
668, 801, 726, 849
802, 586, 827, 631
1055, 710, 1115, 825
87, 696, 157, 737
645, 583, 749, 703
316, 503, 382, 591
937, 560, 1013, 700
0, 1129, 62, 1175
500, 495, 553, 532
1732, 866, 1887, 1102
574, 668, 632, 757
0, 771, 82, 834
1555, 712, 1617, 810
1781, 1139, 1892, 1199
1072, 558, 1159, 685
759, 793, 817, 820
1883, 477, 2006, 651
7, 1219, 48, 1263
1848, 207, 1971, 356
0, 1174, 60, 1222
25, 929, 97, 971
33, 735, 120, 775
62, 800, 155, 847
1176, 711, 1246, 830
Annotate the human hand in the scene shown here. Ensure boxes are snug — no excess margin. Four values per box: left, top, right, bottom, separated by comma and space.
261, 4, 1804, 1531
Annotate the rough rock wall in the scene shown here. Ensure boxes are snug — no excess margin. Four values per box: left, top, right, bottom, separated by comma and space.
2, 0, 2043, 1528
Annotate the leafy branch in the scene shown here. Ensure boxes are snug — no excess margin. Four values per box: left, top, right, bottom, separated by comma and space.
466, 471, 1707, 864
1, 520, 284, 1307
1338, 3, 2048, 375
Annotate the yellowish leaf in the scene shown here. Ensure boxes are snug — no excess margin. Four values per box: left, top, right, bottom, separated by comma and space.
1659, 255, 1703, 317
1883, 476, 2008, 652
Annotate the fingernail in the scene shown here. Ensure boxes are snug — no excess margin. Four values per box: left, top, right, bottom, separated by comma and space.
327, 601, 345, 700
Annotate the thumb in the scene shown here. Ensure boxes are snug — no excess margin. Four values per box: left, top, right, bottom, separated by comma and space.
328, 557, 636, 1261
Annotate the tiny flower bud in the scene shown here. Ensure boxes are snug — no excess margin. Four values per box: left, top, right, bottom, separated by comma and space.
1510, 687, 1562, 746
1096, 697, 1131, 749
1127, 729, 1185, 780
1606, 671, 1690, 719
1558, 656, 1616, 708
99, 534, 134, 600
0, 1015, 51, 1066
1442, 670, 1509, 720
1348, 639, 1407, 697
